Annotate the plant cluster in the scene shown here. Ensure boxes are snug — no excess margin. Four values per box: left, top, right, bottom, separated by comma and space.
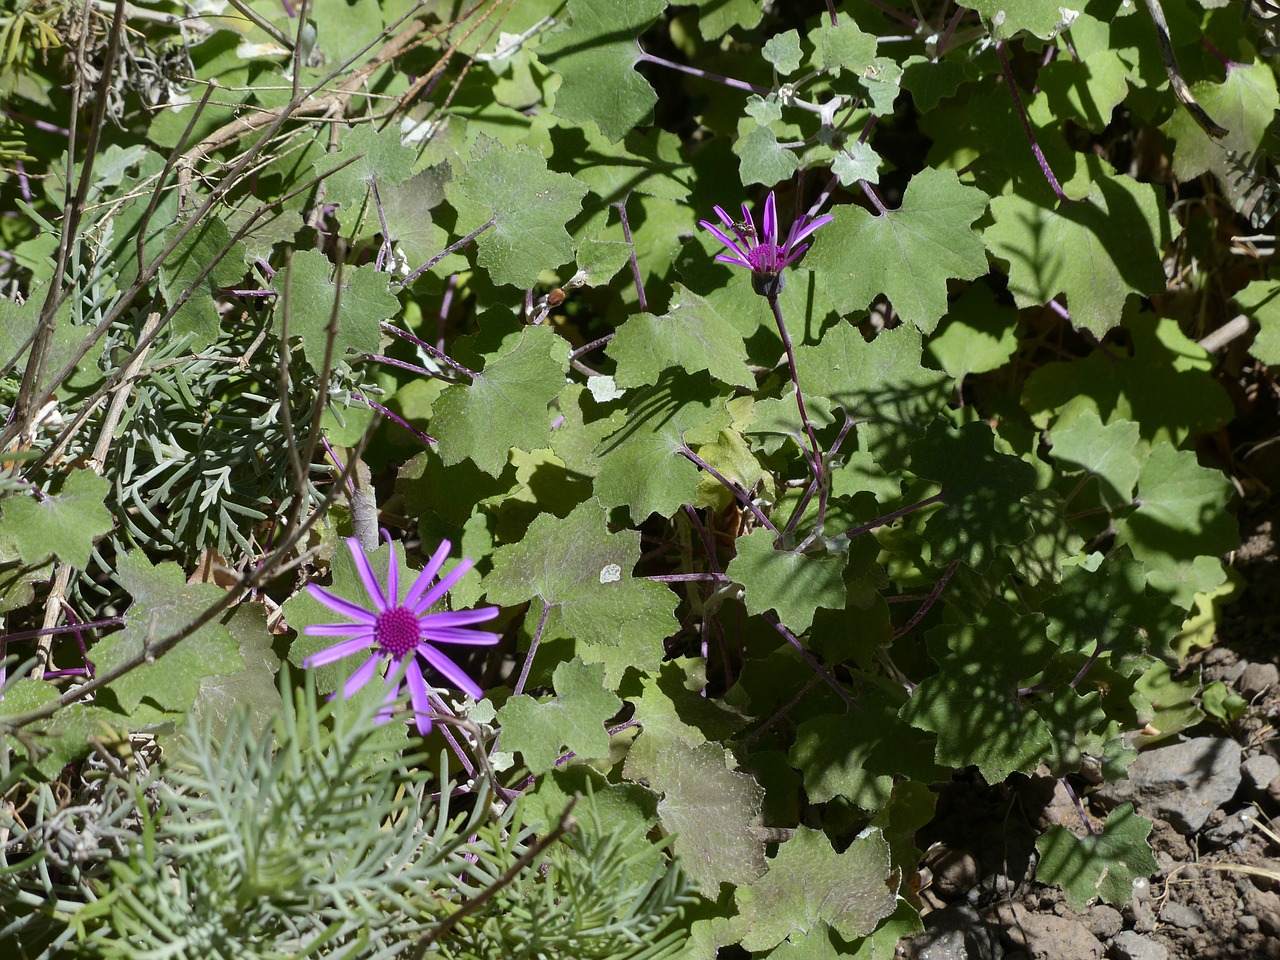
0, 0, 1275, 957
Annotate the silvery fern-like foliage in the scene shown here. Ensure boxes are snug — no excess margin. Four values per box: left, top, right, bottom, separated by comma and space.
1, 676, 692, 959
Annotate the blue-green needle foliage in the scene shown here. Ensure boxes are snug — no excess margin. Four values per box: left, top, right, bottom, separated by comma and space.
1, 675, 690, 960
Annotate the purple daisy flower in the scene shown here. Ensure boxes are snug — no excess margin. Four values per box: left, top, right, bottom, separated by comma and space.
699, 191, 833, 297
302, 537, 500, 735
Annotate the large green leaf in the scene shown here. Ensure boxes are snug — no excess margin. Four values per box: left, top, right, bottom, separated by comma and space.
497, 658, 622, 775
1, 470, 112, 569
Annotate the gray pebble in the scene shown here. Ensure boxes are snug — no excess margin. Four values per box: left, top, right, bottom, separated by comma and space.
1243, 754, 1280, 792
1110, 929, 1170, 960
1087, 904, 1123, 938
1239, 661, 1279, 698
1125, 898, 1157, 933
1158, 899, 1203, 929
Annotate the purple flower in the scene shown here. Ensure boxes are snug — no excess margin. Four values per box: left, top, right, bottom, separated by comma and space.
699, 191, 833, 297
302, 537, 500, 734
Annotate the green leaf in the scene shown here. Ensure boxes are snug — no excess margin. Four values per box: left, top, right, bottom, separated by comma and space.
1022, 315, 1231, 447
901, 603, 1056, 781
606, 284, 753, 389
1162, 59, 1280, 182
985, 168, 1177, 338
806, 168, 989, 333
690, 0, 761, 38
92, 553, 243, 715
734, 826, 898, 951
735, 95, 801, 186
789, 697, 945, 811
0, 681, 115, 778
810, 20, 877, 76
908, 420, 1038, 571
160, 217, 248, 347
190, 604, 284, 741
484, 500, 678, 684
591, 372, 731, 521
923, 282, 1019, 382
623, 658, 749, 784
832, 140, 882, 186
1, 470, 112, 569
448, 136, 590, 288
792, 322, 952, 472
1114, 442, 1237, 606
1234, 278, 1280, 365
431, 325, 570, 477
1044, 547, 1182, 670
540, 0, 667, 141
1035, 804, 1157, 909
1038, 49, 1132, 132
374, 166, 453, 274
497, 658, 622, 775
282, 251, 398, 370
763, 30, 803, 75
726, 529, 849, 634
901, 55, 966, 112
317, 123, 416, 210
956, 1, 1081, 39
649, 739, 768, 893
1048, 410, 1142, 509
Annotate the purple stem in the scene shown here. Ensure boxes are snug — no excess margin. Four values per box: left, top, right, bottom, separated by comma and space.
823, 0, 838, 26
837, 492, 945, 540
1070, 643, 1105, 690
637, 51, 771, 95
569, 333, 615, 361
783, 410, 858, 544
352, 393, 436, 446
511, 719, 641, 792
513, 602, 550, 697
380, 322, 479, 380
865, 0, 917, 27
682, 504, 733, 688
767, 294, 824, 499
861, 181, 889, 214
1, 617, 124, 645
763, 612, 853, 706
1061, 777, 1097, 837
225, 288, 278, 297
320, 435, 356, 496
370, 178, 394, 273
615, 197, 647, 312
892, 560, 960, 640
426, 691, 477, 779
679, 447, 779, 535
937, 7, 966, 57
1, 107, 73, 138
1047, 298, 1070, 321
997, 41, 1068, 204
1200, 37, 1235, 70
647, 572, 730, 583
399, 216, 497, 286
15, 161, 31, 203
742, 673, 822, 745
362, 352, 457, 381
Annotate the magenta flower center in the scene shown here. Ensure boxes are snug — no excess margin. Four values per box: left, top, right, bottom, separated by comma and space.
746, 243, 781, 274
374, 606, 420, 658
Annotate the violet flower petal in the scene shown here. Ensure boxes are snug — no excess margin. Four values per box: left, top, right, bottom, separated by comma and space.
405, 657, 434, 735
403, 539, 453, 610
345, 537, 389, 612
303, 634, 374, 667
306, 584, 378, 623
419, 645, 484, 701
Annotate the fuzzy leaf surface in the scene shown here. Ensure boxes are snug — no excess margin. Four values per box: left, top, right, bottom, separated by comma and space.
2, 470, 112, 569
806, 168, 988, 332
497, 658, 622, 775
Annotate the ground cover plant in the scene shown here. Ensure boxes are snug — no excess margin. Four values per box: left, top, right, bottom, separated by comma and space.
0, 0, 1275, 956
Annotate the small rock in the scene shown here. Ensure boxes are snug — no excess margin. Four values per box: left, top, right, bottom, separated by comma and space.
1240, 915, 1260, 933
1242, 754, 1280, 793
1204, 804, 1260, 846
1158, 899, 1203, 929
1239, 661, 1279, 698
1094, 738, 1243, 833
1224, 660, 1248, 684
993, 903, 1103, 959
901, 901, 1002, 960
1124, 898, 1157, 933
1109, 930, 1169, 960
933, 849, 980, 899
1244, 886, 1280, 936
1087, 904, 1123, 939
